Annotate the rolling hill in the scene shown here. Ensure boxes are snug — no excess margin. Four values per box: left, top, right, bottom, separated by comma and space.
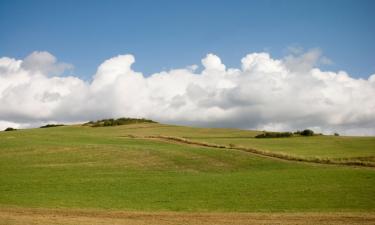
0, 122, 374, 224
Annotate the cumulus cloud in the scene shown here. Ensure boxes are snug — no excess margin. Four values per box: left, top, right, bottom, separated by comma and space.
0, 50, 374, 135
21, 51, 73, 76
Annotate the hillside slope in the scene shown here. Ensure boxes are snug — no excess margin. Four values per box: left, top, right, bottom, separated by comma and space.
0, 123, 374, 212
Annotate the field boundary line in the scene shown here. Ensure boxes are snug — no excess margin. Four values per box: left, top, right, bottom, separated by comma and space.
136, 135, 375, 168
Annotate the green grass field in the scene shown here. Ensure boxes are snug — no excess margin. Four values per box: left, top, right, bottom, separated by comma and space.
190, 135, 375, 160
0, 123, 374, 213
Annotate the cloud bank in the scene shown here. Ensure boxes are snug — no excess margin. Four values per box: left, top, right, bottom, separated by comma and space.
1, 50, 375, 135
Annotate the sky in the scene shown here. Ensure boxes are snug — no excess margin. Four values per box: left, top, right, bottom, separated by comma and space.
0, 0, 375, 135
1, 0, 375, 79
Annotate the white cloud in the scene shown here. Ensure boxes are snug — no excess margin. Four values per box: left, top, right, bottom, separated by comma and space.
0, 120, 21, 130
0, 50, 374, 135
201, 53, 226, 71
21, 51, 73, 76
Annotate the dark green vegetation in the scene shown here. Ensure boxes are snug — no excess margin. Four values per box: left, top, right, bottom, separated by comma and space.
255, 129, 317, 138
0, 123, 374, 212
255, 131, 293, 138
84, 118, 156, 127
3, 127, 16, 132
295, 129, 315, 136
40, 124, 64, 128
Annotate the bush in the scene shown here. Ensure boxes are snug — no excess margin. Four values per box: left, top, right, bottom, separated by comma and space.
84, 118, 157, 127
4, 127, 16, 131
300, 129, 314, 136
40, 124, 64, 128
228, 143, 236, 148
255, 132, 293, 138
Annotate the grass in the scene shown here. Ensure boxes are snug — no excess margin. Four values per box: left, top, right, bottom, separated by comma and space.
145, 135, 375, 167
189, 135, 375, 161
0, 123, 374, 212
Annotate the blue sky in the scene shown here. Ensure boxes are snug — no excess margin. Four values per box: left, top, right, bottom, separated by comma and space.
1, 0, 374, 80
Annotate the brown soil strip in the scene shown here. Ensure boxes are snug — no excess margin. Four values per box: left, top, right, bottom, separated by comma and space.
142, 135, 375, 168
1, 208, 374, 225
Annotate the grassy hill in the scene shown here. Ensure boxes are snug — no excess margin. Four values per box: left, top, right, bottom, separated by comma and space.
0, 122, 374, 221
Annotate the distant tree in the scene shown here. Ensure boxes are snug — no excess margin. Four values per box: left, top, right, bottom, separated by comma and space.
4, 127, 16, 131
334, 133, 340, 136
255, 132, 293, 138
103, 120, 113, 126
300, 129, 314, 136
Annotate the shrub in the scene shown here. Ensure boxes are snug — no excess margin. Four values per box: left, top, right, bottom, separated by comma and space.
40, 124, 64, 128
83, 118, 157, 127
4, 127, 16, 131
228, 143, 236, 148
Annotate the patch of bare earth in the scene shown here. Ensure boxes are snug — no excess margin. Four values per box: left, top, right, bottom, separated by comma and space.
0, 208, 374, 225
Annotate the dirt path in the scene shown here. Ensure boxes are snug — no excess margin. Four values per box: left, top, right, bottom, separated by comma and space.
1, 208, 374, 225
